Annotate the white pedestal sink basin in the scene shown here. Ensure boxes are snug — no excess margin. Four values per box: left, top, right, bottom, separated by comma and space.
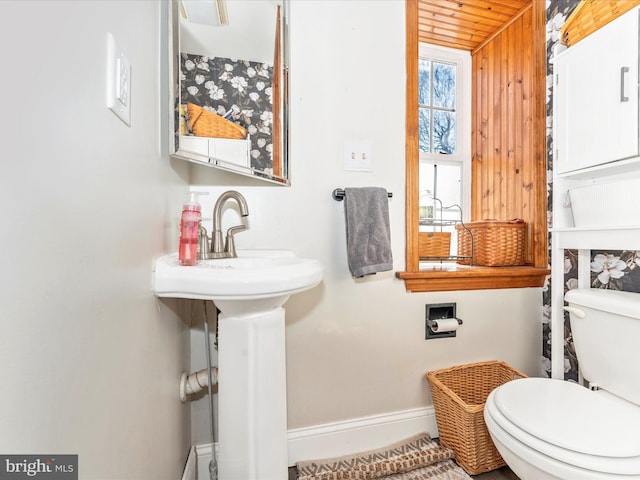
154, 249, 323, 315
153, 250, 323, 480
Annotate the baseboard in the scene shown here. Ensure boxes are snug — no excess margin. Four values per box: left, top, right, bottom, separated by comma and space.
287, 406, 438, 465
193, 442, 217, 479
181, 445, 197, 480
189, 406, 437, 479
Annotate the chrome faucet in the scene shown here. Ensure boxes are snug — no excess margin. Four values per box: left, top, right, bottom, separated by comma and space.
199, 190, 249, 259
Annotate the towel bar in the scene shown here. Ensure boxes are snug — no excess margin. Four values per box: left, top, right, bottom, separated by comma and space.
332, 188, 393, 201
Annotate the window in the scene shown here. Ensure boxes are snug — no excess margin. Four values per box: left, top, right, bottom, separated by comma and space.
418, 44, 470, 253
418, 57, 457, 155
397, 0, 549, 292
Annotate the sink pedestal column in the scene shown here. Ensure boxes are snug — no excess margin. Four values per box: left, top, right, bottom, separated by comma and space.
153, 250, 323, 478
217, 304, 289, 480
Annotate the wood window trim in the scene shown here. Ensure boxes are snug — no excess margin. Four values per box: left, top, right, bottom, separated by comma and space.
398, 0, 549, 293
397, 265, 550, 293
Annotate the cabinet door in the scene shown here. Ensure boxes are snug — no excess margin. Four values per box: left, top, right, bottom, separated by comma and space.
555, 7, 639, 174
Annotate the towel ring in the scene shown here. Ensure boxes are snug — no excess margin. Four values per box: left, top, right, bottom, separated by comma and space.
332, 188, 393, 201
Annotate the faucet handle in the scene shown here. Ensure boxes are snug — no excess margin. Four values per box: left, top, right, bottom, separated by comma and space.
198, 225, 210, 260
224, 225, 247, 258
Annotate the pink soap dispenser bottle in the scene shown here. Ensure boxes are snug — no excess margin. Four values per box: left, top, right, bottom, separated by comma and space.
179, 192, 207, 266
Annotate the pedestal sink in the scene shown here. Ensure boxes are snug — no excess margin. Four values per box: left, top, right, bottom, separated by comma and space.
154, 250, 323, 480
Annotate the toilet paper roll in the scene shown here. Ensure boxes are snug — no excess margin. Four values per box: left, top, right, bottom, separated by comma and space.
431, 318, 459, 333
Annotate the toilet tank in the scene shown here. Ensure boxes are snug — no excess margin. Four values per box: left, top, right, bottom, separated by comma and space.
565, 288, 640, 406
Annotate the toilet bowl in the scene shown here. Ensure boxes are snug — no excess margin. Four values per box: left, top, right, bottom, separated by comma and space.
484, 289, 640, 480
485, 377, 640, 479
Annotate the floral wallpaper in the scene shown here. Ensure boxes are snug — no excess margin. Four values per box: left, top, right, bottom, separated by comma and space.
590, 251, 640, 290
180, 53, 274, 174
544, 1, 640, 381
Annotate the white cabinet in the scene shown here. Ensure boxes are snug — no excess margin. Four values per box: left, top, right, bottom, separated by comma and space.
554, 6, 640, 175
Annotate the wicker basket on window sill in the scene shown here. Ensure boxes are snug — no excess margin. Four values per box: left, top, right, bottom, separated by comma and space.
455, 219, 525, 266
418, 231, 451, 258
186, 103, 247, 140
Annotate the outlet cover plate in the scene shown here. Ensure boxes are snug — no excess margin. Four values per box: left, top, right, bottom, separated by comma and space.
107, 33, 131, 126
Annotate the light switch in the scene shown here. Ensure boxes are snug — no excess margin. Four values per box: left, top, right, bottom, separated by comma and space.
107, 33, 131, 126
344, 140, 373, 172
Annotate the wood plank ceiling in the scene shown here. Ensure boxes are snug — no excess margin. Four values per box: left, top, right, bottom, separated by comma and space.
418, 0, 532, 52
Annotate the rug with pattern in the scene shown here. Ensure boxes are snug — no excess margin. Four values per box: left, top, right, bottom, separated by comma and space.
296, 432, 472, 480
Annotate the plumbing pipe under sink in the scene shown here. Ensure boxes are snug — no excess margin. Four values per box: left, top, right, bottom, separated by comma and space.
180, 367, 218, 402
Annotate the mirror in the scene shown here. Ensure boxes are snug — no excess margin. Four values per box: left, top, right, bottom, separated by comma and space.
167, 0, 289, 185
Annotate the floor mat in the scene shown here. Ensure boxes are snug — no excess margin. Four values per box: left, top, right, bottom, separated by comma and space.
296, 432, 472, 480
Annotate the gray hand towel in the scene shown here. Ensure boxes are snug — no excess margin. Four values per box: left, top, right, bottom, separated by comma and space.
344, 187, 393, 278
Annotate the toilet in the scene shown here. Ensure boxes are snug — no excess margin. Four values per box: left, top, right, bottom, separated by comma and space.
484, 288, 640, 480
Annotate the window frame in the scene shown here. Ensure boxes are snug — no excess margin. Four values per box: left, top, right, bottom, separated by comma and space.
418, 43, 471, 226
418, 43, 469, 161
397, 0, 549, 292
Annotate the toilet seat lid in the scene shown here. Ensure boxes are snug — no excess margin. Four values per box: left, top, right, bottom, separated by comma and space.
493, 378, 640, 458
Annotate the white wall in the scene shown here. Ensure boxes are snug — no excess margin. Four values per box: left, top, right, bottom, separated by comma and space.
188, 0, 543, 446
0, 1, 191, 478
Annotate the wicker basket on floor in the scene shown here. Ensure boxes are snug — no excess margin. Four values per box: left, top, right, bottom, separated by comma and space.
186, 103, 247, 139
426, 360, 527, 475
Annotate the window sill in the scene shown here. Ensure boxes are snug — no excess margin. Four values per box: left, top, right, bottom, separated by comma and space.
396, 265, 550, 292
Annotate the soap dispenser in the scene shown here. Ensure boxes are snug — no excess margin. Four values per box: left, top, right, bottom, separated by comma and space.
179, 192, 208, 266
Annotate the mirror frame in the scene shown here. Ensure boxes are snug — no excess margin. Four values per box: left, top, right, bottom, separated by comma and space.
167, 0, 290, 185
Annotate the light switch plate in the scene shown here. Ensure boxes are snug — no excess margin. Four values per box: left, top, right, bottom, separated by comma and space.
344, 140, 373, 172
107, 33, 131, 126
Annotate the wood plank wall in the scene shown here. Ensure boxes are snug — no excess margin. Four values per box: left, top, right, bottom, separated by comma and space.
470, 3, 547, 267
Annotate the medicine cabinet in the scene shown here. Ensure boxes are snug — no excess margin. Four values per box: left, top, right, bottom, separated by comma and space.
165, 0, 290, 185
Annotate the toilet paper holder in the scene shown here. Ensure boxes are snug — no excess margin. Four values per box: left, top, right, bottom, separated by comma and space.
425, 303, 463, 339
